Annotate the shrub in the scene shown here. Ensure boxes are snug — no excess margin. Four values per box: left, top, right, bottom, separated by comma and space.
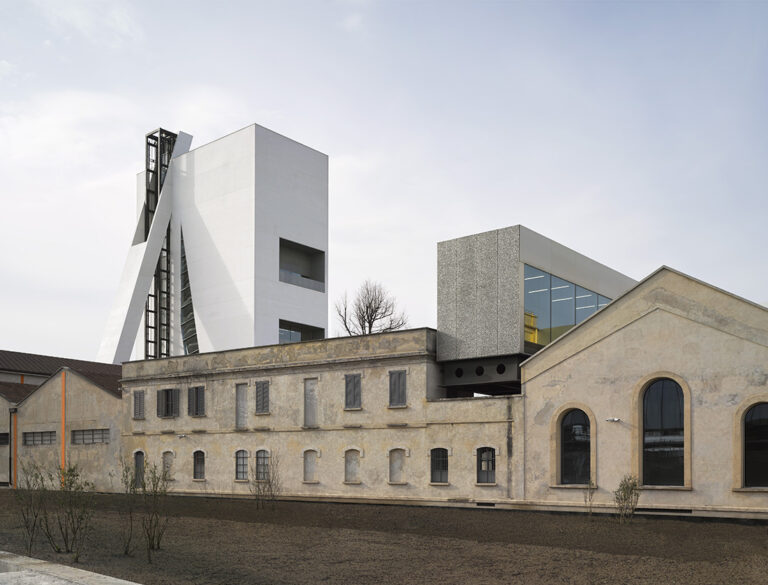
613, 474, 640, 523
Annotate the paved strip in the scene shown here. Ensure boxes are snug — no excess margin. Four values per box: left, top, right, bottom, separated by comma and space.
0, 551, 141, 585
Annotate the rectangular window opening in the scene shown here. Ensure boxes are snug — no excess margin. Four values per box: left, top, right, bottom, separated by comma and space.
279, 238, 325, 292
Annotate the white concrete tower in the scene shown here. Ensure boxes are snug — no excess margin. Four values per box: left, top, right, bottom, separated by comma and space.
98, 124, 329, 364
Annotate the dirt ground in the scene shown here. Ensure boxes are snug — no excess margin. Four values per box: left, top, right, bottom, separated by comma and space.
1, 491, 767, 585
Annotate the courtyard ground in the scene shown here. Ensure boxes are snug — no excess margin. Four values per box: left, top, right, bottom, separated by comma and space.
0, 490, 767, 584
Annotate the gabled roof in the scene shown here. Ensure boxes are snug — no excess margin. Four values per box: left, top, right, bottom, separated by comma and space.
0, 381, 37, 404
0, 350, 122, 396
522, 265, 768, 370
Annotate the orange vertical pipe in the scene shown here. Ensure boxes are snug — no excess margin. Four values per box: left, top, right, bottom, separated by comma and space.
19, 374, 24, 384
60, 370, 66, 469
12, 412, 17, 489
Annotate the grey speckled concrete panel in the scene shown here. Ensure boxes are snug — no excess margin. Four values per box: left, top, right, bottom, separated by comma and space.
455, 234, 478, 359
476, 230, 500, 357
436, 239, 458, 361
497, 226, 521, 354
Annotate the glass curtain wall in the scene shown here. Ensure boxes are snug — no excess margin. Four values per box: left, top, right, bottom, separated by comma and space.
524, 264, 611, 353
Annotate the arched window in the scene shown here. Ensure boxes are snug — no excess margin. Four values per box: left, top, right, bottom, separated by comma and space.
193, 450, 205, 480
255, 449, 270, 481
162, 451, 174, 481
744, 402, 768, 487
477, 447, 495, 484
561, 409, 590, 485
389, 449, 405, 483
344, 449, 360, 483
643, 378, 684, 486
303, 450, 318, 482
235, 450, 248, 480
430, 448, 448, 483
134, 451, 145, 489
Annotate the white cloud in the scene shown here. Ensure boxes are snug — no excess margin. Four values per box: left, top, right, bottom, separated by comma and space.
29, 0, 143, 46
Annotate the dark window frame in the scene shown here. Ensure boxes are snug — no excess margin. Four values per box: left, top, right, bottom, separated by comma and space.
255, 381, 270, 415
133, 390, 145, 420
235, 450, 248, 480
71, 428, 110, 445
157, 388, 180, 418
345, 374, 362, 409
430, 448, 449, 483
188, 386, 205, 417
477, 447, 496, 484
255, 449, 270, 481
23, 431, 56, 446
193, 450, 205, 480
744, 402, 768, 487
642, 378, 685, 487
388, 370, 407, 407
560, 409, 590, 485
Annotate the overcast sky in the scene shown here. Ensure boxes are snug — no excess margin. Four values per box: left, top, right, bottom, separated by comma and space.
1, 0, 767, 361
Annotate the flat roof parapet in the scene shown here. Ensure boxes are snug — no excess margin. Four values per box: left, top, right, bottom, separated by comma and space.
122, 328, 436, 382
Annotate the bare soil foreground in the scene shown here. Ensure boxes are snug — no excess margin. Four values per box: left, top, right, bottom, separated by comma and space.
1, 491, 767, 585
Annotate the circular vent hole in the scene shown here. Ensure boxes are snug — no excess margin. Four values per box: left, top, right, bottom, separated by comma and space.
496, 364, 506, 375
455, 368, 464, 378
475, 366, 485, 376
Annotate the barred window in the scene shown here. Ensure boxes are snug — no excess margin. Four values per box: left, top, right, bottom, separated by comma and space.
133, 390, 145, 419
255, 449, 269, 481
477, 447, 495, 484
345, 374, 361, 409
0, 433, 9, 446
71, 429, 110, 445
236, 450, 248, 480
193, 450, 205, 480
23, 431, 56, 446
389, 370, 406, 407
430, 448, 448, 483
188, 386, 205, 417
255, 381, 270, 414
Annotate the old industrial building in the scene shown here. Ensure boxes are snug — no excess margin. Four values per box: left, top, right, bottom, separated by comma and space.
5, 124, 768, 520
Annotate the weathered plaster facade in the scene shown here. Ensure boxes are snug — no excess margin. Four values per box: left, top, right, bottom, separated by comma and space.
121, 329, 520, 504
522, 268, 768, 518
14, 369, 123, 491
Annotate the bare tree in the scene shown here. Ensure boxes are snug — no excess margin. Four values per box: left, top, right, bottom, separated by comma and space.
335, 280, 408, 336
249, 451, 282, 510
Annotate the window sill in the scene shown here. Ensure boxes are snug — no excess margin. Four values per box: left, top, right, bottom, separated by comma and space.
733, 487, 768, 493
387, 405, 408, 409
157, 416, 177, 420
640, 485, 691, 491
344, 407, 363, 412
160, 430, 174, 434
475, 483, 497, 487
255, 412, 270, 416
234, 427, 249, 432
302, 480, 320, 484
132, 431, 145, 435
549, 484, 596, 490
343, 481, 361, 485
234, 479, 249, 483
192, 478, 206, 482
430, 482, 450, 486
388, 481, 408, 486
132, 418, 145, 421
190, 414, 206, 418
302, 426, 320, 430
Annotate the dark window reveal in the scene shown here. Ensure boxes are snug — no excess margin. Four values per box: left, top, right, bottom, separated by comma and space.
561, 409, 590, 484
477, 447, 495, 484
643, 378, 684, 486
745, 402, 768, 487
193, 451, 205, 480
345, 374, 362, 409
235, 450, 248, 480
157, 388, 180, 418
430, 448, 449, 483
188, 386, 205, 417
389, 370, 406, 407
